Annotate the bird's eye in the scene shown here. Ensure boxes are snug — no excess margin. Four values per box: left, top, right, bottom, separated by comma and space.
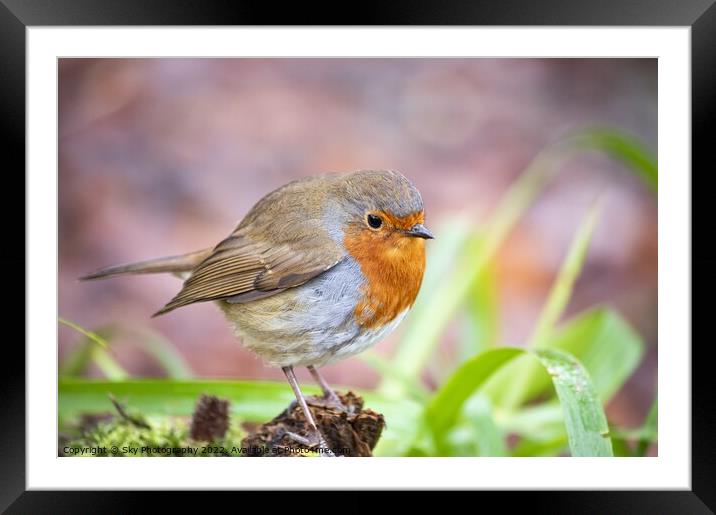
366, 214, 383, 229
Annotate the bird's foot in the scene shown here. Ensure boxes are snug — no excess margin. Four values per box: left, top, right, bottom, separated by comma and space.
307, 392, 348, 413
325, 390, 345, 409
283, 429, 336, 457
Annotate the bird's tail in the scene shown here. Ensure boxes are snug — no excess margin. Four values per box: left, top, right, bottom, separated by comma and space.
80, 248, 212, 281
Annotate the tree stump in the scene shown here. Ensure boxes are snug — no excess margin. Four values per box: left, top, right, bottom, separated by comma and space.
241, 391, 384, 457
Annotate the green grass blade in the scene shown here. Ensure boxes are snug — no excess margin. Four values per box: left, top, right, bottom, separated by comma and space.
437, 394, 507, 457
59, 339, 97, 377
548, 307, 644, 402
140, 337, 194, 379
529, 202, 602, 348
59, 320, 193, 379
369, 397, 428, 457
498, 402, 565, 442
636, 395, 658, 456
512, 435, 568, 457
609, 396, 658, 457
459, 256, 500, 360
424, 347, 523, 452
462, 394, 507, 456
59, 317, 108, 348
567, 127, 657, 192
58, 378, 317, 423
119, 328, 194, 379
59, 322, 128, 379
610, 436, 635, 457
534, 348, 613, 456
91, 349, 129, 380
359, 351, 430, 403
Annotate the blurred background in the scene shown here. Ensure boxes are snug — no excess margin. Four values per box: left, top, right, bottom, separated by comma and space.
59, 58, 656, 431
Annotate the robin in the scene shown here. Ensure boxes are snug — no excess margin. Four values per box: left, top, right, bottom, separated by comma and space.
82, 169, 433, 454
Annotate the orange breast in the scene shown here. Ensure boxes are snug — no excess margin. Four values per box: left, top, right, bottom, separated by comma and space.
343, 220, 427, 329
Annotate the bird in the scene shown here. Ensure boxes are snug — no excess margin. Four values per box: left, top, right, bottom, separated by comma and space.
81, 169, 433, 454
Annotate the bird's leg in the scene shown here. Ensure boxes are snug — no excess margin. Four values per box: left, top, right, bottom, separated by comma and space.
282, 366, 335, 457
307, 365, 343, 406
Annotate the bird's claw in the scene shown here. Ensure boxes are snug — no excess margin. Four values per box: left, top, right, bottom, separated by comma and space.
283, 429, 336, 457
307, 393, 348, 413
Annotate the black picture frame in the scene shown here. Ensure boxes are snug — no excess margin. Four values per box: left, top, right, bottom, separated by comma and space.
3, 0, 713, 510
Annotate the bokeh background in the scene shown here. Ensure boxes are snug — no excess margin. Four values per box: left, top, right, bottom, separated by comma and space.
59, 58, 657, 429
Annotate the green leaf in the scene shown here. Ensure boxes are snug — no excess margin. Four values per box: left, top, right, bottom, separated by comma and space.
118, 328, 194, 379
359, 351, 430, 403
59, 321, 124, 380
635, 395, 658, 456
425, 347, 523, 452
462, 394, 507, 456
59, 379, 316, 424
567, 127, 657, 192
486, 307, 644, 409
370, 397, 426, 457
59, 320, 194, 380
58, 321, 129, 380
529, 202, 602, 348
547, 307, 644, 402
512, 435, 568, 457
459, 254, 500, 360
610, 436, 634, 457
608, 397, 658, 459
426, 347, 613, 457
59, 338, 98, 377
59, 317, 108, 348
91, 349, 129, 380
534, 348, 613, 456
498, 402, 565, 441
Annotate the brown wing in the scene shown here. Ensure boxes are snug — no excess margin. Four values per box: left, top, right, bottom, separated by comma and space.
153, 230, 344, 316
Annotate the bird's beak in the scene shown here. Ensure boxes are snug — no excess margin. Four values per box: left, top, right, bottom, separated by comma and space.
406, 223, 434, 239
